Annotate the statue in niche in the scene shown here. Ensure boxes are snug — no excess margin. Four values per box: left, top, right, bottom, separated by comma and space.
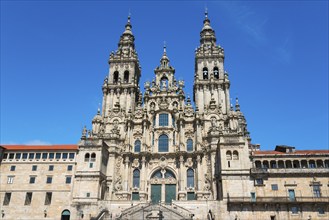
229, 113, 239, 131
204, 173, 211, 191
114, 175, 123, 191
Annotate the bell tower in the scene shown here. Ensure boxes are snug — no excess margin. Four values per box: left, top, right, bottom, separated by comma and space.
193, 10, 231, 114
102, 15, 141, 116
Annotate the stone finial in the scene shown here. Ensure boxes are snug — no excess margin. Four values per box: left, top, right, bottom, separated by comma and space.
235, 97, 240, 112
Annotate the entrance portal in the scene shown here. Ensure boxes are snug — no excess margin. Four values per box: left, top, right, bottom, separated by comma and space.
150, 169, 177, 204
61, 210, 70, 220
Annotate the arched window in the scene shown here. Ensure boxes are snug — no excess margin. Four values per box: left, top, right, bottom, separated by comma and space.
113, 71, 119, 84
124, 70, 129, 83
213, 67, 219, 79
165, 169, 175, 178
203, 67, 208, 80
151, 170, 163, 178
187, 139, 193, 152
226, 151, 232, 160
233, 151, 239, 160
90, 153, 96, 162
133, 169, 140, 188
158, 134, 169, 152
84, 153, 90, 162
61, 210, 70, 220
134, 140, 141, 152
187, 169, 194, 188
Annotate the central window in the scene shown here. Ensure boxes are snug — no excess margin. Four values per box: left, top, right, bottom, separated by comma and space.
158, 134, 169, 152
159, 113, 168, 126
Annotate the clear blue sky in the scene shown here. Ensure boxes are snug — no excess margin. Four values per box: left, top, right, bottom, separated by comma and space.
1, 1, 328, 150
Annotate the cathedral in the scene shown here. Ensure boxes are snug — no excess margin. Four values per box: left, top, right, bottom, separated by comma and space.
0, 12, 328, 220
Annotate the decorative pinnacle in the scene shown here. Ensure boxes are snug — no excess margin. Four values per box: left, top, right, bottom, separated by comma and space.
205, 6, 208, 18
163, 41, 167, 54
97, 103, 101, 114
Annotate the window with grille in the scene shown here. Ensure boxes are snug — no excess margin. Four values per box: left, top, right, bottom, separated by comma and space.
271, 184, 278, 191
158, 134, 169, 152
187, 169, 194, 188
313, 185, 321, 197
3, 193, 11, 206
133, 169, 140, 188
187, 139, 193, 151
44, 192, 52, 205
24, 192, 32, 205
134, 140, 141, 152
159, 114, 168, 126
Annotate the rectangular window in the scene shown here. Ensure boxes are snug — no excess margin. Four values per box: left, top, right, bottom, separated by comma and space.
250, 192, 256, 202
44, 192, 52, 205
132, 192, 140, 201
67, 165, 73, 171
10, 165, 16, 171
313, 185, 321, 198
9, 153, 14, 159
55, 153, 61, 159
159, 113, 169, 126
291, 206, 298, 214
24, 192, 32, 205
62, 153, 68, 159
3, 193, 11, 206
187, 192, 195, 200
86, 193, 90, 197
69, 153, 75, 159
29, 176, 36, 184
318, 207, 325, 215
7, 176, 14, 184
29, 153, 35, 159
3, 153, 8, 159
15, 153, 21, 159
271, 184, 278, 191
42, 153, 48, 159
32, 165, 37, 171
46, 176, 52, 184
89, 163, 93, 168
49, 165, 54, 171
65, 176, 72, 184
35, 153, 41, 159
49, 153, 54, 159
255, 178, 264, 185
22, 153, 28, 159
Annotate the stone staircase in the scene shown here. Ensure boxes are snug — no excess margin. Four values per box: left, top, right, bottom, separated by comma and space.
117, 203, 193, 220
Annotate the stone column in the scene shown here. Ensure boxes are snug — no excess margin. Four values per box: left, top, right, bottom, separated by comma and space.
141, 156, 146, 191
197, 155, 202, 191
179, 156, 184, 191
224, 84, 230, 114
124, 156, 130, 191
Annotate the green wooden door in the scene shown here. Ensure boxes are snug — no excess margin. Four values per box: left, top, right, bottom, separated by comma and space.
151, 184, 161, 204
165, 184, 176, 204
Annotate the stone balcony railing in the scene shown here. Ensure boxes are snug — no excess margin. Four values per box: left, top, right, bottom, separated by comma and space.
250, 168, 329, 176
227, 195, 329, 204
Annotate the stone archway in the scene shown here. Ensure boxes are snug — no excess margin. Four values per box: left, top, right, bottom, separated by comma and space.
150, 169, 177, 204
61, 210, 70, 220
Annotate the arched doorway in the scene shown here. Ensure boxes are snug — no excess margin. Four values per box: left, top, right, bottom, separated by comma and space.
150, 169, 177, 204
61, 210, 70, 220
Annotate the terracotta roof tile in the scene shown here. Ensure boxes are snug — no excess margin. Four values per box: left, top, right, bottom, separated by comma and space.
1, 145, 78, 151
